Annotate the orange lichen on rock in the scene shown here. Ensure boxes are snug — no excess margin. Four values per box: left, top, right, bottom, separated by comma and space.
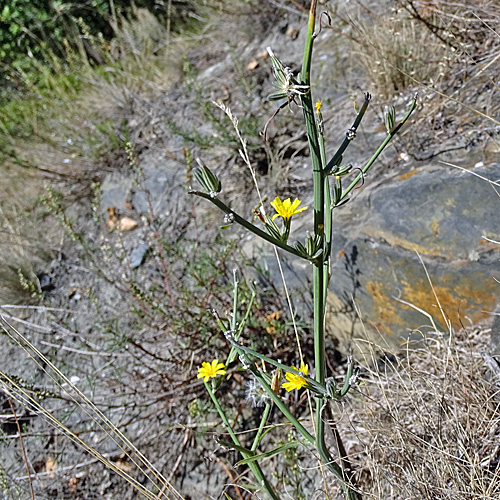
430, 219, 440, 237
365, 280, 400, 330
399, 278, 496, 329
397, 170, 420, 181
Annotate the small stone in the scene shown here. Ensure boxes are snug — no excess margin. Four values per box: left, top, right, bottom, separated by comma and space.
130, 243, 149, 269
37, 272, 54, 291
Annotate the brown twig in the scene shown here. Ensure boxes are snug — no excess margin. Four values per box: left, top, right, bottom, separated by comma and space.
324, 403, 358, 490
213, 456, 245, 500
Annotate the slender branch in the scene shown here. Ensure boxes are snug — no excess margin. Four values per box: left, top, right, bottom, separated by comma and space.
224, 332, 328, 397
340, 94, 418, 202
324, 93, 371, 175
251, 403, 272, 452
189, 191, 310, 261
205, 382, 280, 500
8, 399, 35, 500
242, 358, 356, 494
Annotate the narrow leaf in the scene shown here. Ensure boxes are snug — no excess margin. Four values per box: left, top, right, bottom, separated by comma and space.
236, 441, 305, 466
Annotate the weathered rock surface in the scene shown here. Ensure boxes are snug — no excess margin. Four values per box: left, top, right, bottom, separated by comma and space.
326, 158, 499, 353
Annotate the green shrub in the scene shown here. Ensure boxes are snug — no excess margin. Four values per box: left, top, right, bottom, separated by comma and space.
0, 0, 191, 92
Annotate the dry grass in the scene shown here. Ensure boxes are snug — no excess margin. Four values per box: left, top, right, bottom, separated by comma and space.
0, 7, 187, 305
345, 8, 449, 96
336, 0, 500, 149
342, 323, 500, 499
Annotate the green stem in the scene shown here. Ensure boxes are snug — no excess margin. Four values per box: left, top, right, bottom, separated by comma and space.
243, 359, 354, 494
251, 402, 272, 452
231, 270, 238, 331
340, 95, 418, 202
224, 334, 328, 397
319, 117, 332, 306
299, 0, 328, 483
205, 382, 280, 500
226, 286, 255, 365
300, 0, 317, 88
324, 93, 371, 174
224, 319, 357, 497
244, 360, 316, 445
299, 3, 361, 499
189, 191, 309, 261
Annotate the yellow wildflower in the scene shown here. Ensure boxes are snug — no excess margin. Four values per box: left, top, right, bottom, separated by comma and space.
315, 100, 322, 114
282, 361, 309, 392
197, 359, 226, 382
271, 197, 308, 222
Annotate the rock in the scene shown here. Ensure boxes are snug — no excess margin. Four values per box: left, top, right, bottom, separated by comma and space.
37, 272, 54, 292
130, 242, 149, 269
130, 156, 185, 216
326, 159, 499, 351
100, 175, 133, 212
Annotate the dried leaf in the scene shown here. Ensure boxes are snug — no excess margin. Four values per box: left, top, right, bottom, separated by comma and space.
115, 460, 133, 472
266, 311, 280, 322
68, 476, 78, 494
107, 206, 118, 231
118, 217, 138, 231
266, 325, 277, 335
246, 59, 259, 70
45, 456, 56, 478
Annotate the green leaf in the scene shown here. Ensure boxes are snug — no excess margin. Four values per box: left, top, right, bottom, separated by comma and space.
236, 440, 306, 466
1, 5, 10, 21
217, 439, 254, 457
263, 215, 283, 241
384, 104, 396, 134
193, 163, 221, 195
268, 90, 288, 101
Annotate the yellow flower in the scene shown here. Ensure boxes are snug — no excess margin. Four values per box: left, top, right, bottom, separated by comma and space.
282, 361, 309, 392
271, 197, 308, 222
315, 100, 322, 114
197, 359, 226, 382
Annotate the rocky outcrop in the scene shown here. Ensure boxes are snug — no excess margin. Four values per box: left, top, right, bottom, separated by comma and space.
326, 157, 499, 354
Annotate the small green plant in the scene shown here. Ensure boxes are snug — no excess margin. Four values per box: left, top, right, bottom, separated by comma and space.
16, 269, 42, 300
190, 2, 417, 498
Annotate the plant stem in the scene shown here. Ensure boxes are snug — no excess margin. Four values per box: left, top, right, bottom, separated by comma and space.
299, 0, 327, 468
243, 360, 316, 445
324, 93, 371, 175
189, 190, 309, 261
300, 3, 361, 499
242, 356, 356, 496
251, 402, 272, 452
205, 382, 280, 500
340, 95, 418, 202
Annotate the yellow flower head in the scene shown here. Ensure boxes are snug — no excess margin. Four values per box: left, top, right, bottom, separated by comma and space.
282, 361, 309, 392
271, 197, 308, 222
315, 100, 322, 114
197, 359, 226, 382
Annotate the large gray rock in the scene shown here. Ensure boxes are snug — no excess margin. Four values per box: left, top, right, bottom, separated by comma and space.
326, 159, 499, 353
